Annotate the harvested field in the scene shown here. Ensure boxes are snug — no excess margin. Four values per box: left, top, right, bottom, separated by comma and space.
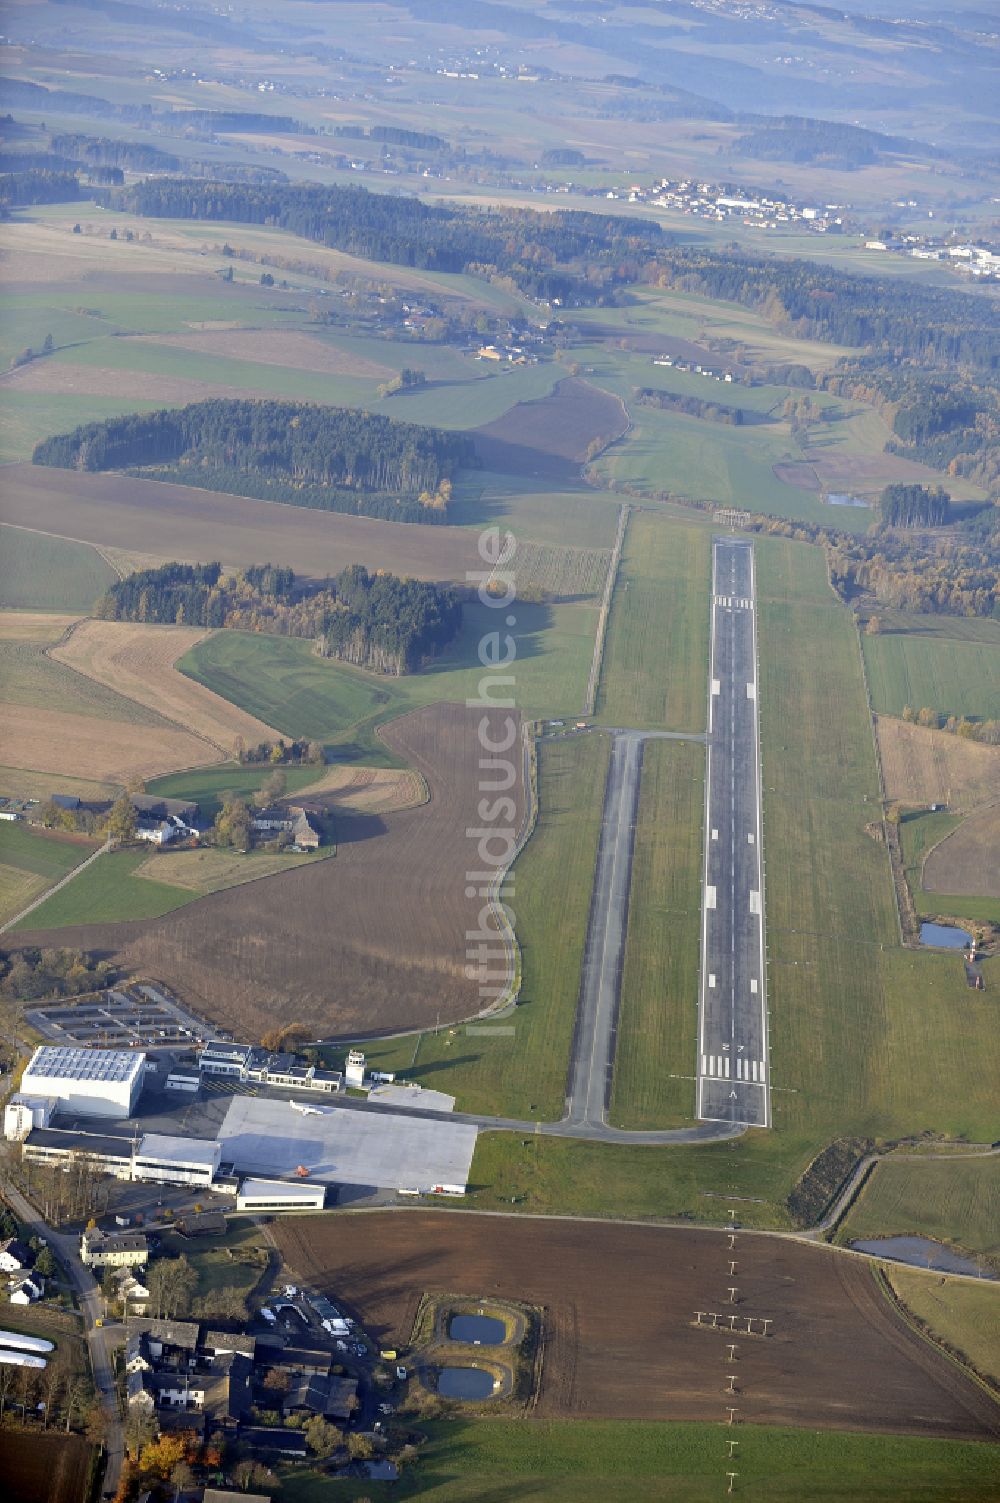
0, 1431, 97, 1503
503, 540, 610, 600
294, 763, 427, 815
804, 447, 963, 499
127, 327, 394, 378
3, 358, 277, 405
473, 378, 628, 480
0, 610, 81, 641
0, 466, 482, 584
12, 702, 526, 1038
876, 716, 1000, 813
273, 1213, 1000, 1439
1, 702, 212, 784
923, 808, 1000, 898
53, 619, 284, 755
133, 843, 334, 895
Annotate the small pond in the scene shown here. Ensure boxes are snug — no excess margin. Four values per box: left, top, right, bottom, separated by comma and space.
850, 1236, 994, 1279
449, 1313, 506, 1346
920, 922, 972, 949
437, 1366, 496, 1400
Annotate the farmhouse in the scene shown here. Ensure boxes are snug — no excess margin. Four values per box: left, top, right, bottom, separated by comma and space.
80, 1227, 149, 1270
8, 1276, 43, 1305
250, 805, 322, 849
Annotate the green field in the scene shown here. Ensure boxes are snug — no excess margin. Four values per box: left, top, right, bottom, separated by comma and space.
279, 1419, 1000, 1502
11, 847, 192, 929
595, 511, 710, 731
0, 526, 115, 612
0, 822, 101, 926
450, 471, 622, 551
609, 738, 703, 1129
323, 733, 610, 1120
888, 1267, 1000, 1388
839, 1155, 1000, 1262
0, 390, 165, 464
863, 632, 1000, 722
181, 597, 599, 757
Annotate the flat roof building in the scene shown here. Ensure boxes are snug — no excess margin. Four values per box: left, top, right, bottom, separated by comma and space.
236, 1178, 327, 1213
22, 1045, 145, 1118
133, 1133, 221, 1188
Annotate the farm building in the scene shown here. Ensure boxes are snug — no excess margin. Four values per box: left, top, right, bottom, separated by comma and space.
250, 805, 321, 849
21, 1045, 145, 1118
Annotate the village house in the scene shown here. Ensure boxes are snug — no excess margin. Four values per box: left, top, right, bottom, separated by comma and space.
9, 1274, 44, 1305
0, 1237, 34, 1273
81, 1227, 149, 1270
249, 805, 321, 850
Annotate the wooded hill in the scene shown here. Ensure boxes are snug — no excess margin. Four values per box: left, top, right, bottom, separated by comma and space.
97, 178, 664, 304
95, 560, 462, 676
32, 400, 473, 523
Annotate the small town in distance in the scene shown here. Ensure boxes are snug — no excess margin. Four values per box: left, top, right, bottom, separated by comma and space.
0, 2, 998, 1502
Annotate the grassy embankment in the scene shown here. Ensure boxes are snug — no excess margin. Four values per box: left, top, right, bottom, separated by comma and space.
278, 1419, 1000, 1503
887, 1266, 1000, 1390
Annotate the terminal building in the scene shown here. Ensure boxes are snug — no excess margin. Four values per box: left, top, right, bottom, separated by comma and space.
199, 1041, 342, 1096
20, 1046, 145, 1119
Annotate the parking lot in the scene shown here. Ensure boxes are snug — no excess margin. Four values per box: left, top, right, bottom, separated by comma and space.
26, 983, 214, 1050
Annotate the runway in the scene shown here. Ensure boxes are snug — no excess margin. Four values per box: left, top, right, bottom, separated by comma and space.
697, 537, 770, 1128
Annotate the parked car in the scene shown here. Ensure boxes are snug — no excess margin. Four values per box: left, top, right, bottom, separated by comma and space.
396, 1365, 408, 1381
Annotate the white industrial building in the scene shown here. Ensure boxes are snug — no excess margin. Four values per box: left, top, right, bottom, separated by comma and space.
132, 1134, 221, 1189
21, 1046, 145, 1118
235, 1178, 327, 1212
3, 1094, 56, 1142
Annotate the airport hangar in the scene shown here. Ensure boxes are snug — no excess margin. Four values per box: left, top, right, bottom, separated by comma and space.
216, 1095, 477, 1197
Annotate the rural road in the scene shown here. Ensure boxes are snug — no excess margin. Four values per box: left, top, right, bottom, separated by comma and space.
3, 1179, 124, 1498
697, 538, 770, 1128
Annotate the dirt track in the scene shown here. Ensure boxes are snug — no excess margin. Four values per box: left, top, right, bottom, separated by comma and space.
274, 1212, 1000, 1439
11, 702, 524, 1039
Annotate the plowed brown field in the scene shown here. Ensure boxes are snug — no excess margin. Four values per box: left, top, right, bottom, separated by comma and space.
0, 466, 482, 584
274, 1212, 1000, 1439
12, 702, 524, 1039
473, 378, 628, 479
923, 806, 1000, 898
53, 619, 283, 755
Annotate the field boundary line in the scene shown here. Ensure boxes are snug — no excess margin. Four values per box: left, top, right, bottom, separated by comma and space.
873, 1265, 1000, 1406
853, 616, 904, 945
0, 837, 110, 933
584, 502, 629, 717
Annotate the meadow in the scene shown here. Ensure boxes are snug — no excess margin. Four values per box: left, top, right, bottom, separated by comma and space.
0, 525, 115, 612
888, 1268, 1000, 1390
11, 847, 193, 929
0, 821, 99, 926
180, 595, 601, 755
609, 738, 704, 1129
594, 510, 711, 731
838, 1154, 1000, 1261
863, 631, 1000, 722
278, 1420, 1000, 1503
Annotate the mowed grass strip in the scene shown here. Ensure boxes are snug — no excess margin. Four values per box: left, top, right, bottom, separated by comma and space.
0, 639, 170, 726
595, 511, 710, 731
838, 1154, 1000, 1260
0, 525, 115, 613
888, 1268, 1000, 1388
276, 1418, 1000, 1503
863, 632, 1000, 722
11, 848, 193, 929
610, 738, 703, 1129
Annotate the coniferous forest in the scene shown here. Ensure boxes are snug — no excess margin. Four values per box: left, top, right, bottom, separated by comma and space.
32, 400, 474, 523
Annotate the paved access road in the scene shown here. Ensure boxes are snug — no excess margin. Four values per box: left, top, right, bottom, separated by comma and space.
697, 537, 770, 1128
3, 1180, 123, 1499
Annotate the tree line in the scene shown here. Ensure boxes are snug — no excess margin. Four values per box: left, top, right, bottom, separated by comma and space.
95, 177, 664, 304
321, 563, 462, 674
33, 399, 473, 523
877, 484, 951, 528
635, 386, 753, 425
